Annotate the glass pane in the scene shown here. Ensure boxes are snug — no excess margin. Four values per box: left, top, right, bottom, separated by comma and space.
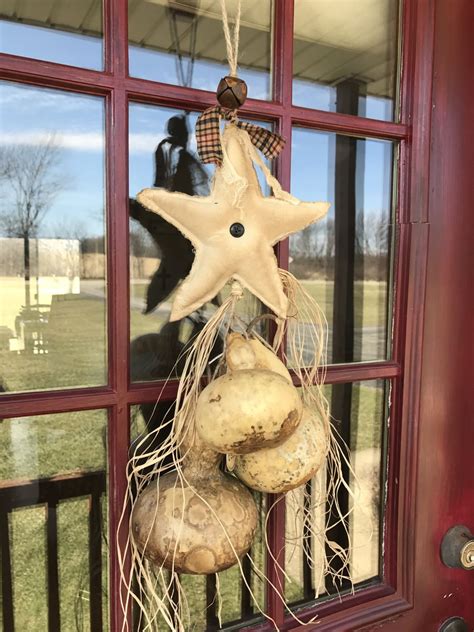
293, 0, 399, 121
0, 82, 106, 393
0, 409, 108, 630
285, 379, 386, 603
128, 0, 272, 100
129, 103, 267, 382
289, 127, 394, 365
130, 404, 265, 628
0, 1, 103, 70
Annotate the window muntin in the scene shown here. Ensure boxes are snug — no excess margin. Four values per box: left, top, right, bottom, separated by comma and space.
0, 83, 107, 394
0, 2, 103, 70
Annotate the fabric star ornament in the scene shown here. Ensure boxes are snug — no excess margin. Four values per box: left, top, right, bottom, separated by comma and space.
137, 124, 329, 322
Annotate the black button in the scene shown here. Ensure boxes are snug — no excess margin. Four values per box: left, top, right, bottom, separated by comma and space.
229, 222, 245, 238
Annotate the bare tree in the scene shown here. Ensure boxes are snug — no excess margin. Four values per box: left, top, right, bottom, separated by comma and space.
355, 210, 389, 255
325, 217, 335, 258
50, 220, 88, 292
0, 135, 64, 307
292, 221, 331, 260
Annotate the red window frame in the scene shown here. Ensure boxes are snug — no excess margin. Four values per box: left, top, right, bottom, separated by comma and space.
0, 0, 434, 629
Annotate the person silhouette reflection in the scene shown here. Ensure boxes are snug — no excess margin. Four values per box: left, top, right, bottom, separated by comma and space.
129, 114, 219, 389
154, 114, 207, 195
130, 115, 209, 316
129, 115, 216, 461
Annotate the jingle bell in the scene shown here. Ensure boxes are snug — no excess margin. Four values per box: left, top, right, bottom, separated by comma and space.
216, 76, 248, 109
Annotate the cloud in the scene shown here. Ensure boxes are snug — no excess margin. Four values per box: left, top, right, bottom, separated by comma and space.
0, 131, 169, 154
1, 84, 101, 112
129, 133, 165, 153
0, 131, 104, 151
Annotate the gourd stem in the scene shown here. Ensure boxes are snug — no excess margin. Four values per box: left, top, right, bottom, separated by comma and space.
245, 313, 279, 336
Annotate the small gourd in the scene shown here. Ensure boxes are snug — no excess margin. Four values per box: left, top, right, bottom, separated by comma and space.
226, 333, 293, 382
234, 405, 329, 493
132, 433, 258, 574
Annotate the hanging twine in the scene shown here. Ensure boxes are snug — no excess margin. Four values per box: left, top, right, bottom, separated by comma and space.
220, 0, 241, 77
195, 0, 286, 166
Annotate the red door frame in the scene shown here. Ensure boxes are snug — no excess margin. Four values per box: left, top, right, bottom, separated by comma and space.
390, 0, 474, 628
0, 0, 456, 630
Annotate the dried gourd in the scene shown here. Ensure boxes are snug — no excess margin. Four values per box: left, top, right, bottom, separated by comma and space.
132, 434, 258, 574
196, 335, 302, 454
234, 405, 328, 493
226, 332, 293, 383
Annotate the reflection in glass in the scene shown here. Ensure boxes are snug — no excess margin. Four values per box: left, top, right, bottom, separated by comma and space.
0, 2, 103, 70
128, 0, 272, 100
293, 0, 399, 121
130, 113, 209, 317
285, 380, 386, 604
0, 82, 106, 393
0, 410, 108, 630
129, 104, 265, 383
130, 405, 265, 628
289, 128, 394, 365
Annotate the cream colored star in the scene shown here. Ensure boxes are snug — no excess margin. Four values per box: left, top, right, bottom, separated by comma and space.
137, 125, 329, 322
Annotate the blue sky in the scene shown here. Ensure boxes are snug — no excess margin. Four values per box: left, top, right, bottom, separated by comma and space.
0, 22, 394, 241
291, 129, 393, 216
0, 81, 106, 238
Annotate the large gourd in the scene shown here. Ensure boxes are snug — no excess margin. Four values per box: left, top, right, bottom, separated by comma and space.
132, 432, 258, 574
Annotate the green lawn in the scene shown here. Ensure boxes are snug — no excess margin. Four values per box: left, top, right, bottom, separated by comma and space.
131, 279, 389, 329
300, 280, 388, 329
0, 294, 107, 393
0, 279, 388, 393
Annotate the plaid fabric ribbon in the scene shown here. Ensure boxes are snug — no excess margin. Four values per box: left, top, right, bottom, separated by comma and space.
196, 106, 286, 166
